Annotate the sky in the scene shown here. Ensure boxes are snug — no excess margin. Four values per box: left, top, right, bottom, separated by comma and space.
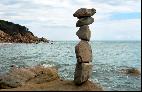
0, 0, 141, 41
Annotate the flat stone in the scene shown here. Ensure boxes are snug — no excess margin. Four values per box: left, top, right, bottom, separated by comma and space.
76, 25, 91, 41
73, 8, 96, 18
75, 40, 92, 63
74, 62, 93, 85
76, 17, 94, 27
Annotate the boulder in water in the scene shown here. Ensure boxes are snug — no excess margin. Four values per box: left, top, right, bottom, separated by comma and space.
120, 67, 141, 76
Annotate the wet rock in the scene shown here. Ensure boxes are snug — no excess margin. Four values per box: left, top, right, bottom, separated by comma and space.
76, 17, 94, 27
75, 40, 92, 63
120, 67, 141, 76
76, 25, 91, 41
73, 8, 96, 18
74, 63, 93, 85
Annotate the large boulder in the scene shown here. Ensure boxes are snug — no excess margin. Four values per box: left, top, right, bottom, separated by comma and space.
76, 17, 94, 27
0, 65, 59, 89
73, 8, 96, 18
75, 40, 92, 63
0, 67, 35, 88
74, 63, 93, 85
76, 25, 91, 41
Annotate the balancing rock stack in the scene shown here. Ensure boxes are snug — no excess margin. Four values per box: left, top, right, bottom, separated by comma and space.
73, 8, 96, 85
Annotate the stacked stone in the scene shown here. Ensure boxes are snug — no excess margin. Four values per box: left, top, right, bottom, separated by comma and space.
73, 8, 96, 85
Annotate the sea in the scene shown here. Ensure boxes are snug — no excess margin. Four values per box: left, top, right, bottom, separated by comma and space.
0, 41, 141, 91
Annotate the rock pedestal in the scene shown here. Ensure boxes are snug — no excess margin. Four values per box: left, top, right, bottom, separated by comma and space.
73, 8, 96, 85
74, 63, 93, 85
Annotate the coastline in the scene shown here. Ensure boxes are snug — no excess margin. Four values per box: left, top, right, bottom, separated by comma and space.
0, 65, 103, 91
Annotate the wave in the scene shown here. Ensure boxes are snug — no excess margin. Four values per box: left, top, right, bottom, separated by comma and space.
0, 43, 13, 46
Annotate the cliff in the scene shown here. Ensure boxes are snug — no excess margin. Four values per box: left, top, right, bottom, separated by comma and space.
0, 20, 48, 43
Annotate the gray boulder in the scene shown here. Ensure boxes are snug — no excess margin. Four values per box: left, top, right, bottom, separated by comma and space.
73, 8, 96, 18
76, 25, 91, 41
76, 17, 94, 27
74, 62, 93, 85
75, 40, 92, 63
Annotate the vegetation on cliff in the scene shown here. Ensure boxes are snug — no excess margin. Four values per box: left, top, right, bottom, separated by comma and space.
0, 20, 48, 43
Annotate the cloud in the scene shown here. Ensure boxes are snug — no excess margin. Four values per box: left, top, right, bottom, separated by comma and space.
0, 0, 141, 40
92, 19, 141, 41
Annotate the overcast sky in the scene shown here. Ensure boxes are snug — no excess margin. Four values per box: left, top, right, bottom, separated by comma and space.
0, 0, 141, 41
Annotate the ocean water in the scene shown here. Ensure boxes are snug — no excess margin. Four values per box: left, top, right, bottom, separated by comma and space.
0, 41, 141, 91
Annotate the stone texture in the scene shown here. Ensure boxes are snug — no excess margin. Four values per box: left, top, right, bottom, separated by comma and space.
73, 8, 96, 18
0, 80, 103, 91
0, 65, 59, 89
75, 40, 92, 63
76, 17, 94, 27
74, 63, 93, 85
76, 25, 91, 41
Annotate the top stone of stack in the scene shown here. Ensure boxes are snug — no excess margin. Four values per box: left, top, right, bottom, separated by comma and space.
73, 8, 96, 18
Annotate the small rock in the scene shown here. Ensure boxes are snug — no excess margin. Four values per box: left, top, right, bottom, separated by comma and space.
38, 37, 49, 43
76, 17, 94, 27
74, 62, 93, 85
120, 68, 141, 76
75, 40, 92, 63
76, 25, 91, 41
73, 8, 96, 18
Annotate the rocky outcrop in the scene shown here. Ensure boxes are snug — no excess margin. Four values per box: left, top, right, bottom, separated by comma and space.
0, 65, 103, 91
0, 65, 59, 89
120, 67, 141, 76
73, 8, 96, 85
0, 20, 48, 43
38, 37, 49, 43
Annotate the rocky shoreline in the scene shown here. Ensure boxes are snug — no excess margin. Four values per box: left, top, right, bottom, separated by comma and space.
0, 20, 49, 43
0, 65, 103, 91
